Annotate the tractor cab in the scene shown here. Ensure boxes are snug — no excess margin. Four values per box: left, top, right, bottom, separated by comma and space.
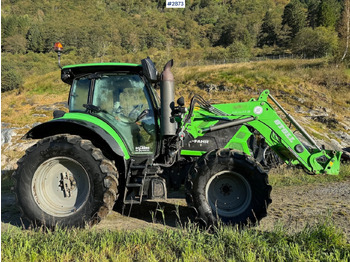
61, 63, 159, 156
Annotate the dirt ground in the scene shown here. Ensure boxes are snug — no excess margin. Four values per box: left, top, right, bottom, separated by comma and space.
2, 178, 350, 240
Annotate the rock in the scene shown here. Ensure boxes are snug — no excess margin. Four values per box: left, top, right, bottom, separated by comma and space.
292, 95, 305, 104
307, 109, 328, 117
295, 106, 307, 114
1, 128, 17, 146
32, 114, 47, 117
330, 131, 350, 148
54, 101, 68, 108
37, 102, 68, 111
330, 139, 343, 151
311, 116, 338, 128
218, 85, 230, 92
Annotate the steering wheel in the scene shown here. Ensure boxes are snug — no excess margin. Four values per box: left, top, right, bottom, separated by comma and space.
128, 104, 143, 121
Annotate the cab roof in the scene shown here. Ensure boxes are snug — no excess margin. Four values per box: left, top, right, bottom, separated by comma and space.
61, 63, 143, 84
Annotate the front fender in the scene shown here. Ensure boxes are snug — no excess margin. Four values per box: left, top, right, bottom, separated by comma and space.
24, 118, 130, 160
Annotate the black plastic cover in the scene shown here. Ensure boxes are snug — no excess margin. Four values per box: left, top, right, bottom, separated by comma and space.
141, 57, 158, 83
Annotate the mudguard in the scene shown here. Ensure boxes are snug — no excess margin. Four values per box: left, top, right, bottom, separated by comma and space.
24, 118, 130, 160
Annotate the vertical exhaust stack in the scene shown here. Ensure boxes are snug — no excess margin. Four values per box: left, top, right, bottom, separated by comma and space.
160, 59, 176, 137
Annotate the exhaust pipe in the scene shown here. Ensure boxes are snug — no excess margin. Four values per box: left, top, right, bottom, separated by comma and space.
160, 59, 176, 136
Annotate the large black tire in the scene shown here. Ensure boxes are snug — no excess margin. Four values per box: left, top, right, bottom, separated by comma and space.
13, 134, 119, 228
186, 149, 271, 227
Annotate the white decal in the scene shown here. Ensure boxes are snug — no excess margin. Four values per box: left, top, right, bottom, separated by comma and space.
254, 106, 263, 115
274, 120, 296, 143
135, 146, 150, 152
189, 140, 210, 144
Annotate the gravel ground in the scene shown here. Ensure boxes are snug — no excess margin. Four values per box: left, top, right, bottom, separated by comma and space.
2, 178, 350, 240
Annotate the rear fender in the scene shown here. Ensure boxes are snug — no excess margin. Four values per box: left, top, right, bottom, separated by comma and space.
24, 119, 130, 161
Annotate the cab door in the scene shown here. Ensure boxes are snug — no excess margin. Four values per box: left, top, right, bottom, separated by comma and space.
91, 74, 158, 156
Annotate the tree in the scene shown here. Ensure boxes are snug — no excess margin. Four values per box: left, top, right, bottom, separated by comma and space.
292, 26, 338, 57
228, 41, 251, 59
282, 0, 307, 38
1, 63, 23, 92
278, 24, 293, 47
339, 0, 350, 62
3, 35, 27, 54
258, 11, 278, 47
1, 15, 29, 39
26, 25, 44, 52
318, 0, 341, 28
307, 0, 320, 28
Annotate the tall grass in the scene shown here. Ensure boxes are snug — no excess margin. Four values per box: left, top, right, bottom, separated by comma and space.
269, 163, 350, 187
174, 59, 350, 112
2, 217, 349, 262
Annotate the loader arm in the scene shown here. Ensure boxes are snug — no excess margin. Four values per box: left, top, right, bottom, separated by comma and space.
201, 90, 342, 175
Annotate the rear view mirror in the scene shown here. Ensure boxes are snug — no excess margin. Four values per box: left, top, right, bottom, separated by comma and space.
141, 57, 158, 83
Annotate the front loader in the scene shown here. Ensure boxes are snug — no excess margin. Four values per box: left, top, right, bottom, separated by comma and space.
13, 45, 342, 228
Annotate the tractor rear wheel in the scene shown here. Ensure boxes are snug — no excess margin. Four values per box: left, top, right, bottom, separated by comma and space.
186, 149, 271, 227
13, 134, 119, 228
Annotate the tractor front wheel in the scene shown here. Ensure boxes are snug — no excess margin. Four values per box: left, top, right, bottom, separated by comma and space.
186, 149, 271, 227
13, 134, 119, 228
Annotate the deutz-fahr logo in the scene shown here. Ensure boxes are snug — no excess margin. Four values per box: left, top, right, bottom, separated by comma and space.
274, 120, 295, 143
135, 146, 150, 152
189, 139, 210, 144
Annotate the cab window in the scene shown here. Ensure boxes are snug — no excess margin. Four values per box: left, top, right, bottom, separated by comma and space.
69, 77, 90, 111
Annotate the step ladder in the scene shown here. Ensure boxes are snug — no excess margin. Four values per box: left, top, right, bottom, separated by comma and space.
122, 159, 148, 206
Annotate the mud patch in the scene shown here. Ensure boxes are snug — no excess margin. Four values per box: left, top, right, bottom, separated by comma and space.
258, 179, 350, 239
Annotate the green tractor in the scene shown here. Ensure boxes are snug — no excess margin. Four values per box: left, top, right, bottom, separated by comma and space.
13, 44, 342, 228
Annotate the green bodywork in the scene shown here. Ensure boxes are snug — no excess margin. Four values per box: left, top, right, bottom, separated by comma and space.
62, 63, 141, 69
58, 113, 131, 159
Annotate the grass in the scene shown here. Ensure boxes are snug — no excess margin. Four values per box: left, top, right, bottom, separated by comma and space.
1, 217, 349, 262
269, 163, 350, 187
174, 59, 350, 112
1, 76, 69, 127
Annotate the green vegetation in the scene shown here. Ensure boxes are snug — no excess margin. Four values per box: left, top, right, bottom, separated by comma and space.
2, 0, 350, 93
269, 163, 350, 187
2, 216, 349, 262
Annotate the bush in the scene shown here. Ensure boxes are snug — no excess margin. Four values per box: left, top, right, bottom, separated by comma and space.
1, 64, 23, 92
228, 41, 251, 59
292, 27, 338, 58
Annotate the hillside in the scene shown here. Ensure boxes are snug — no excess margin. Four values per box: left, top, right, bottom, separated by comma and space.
2, 0, 350, 95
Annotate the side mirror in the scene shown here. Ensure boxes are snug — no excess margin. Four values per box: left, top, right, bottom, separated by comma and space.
177, 96, 185, 107
141, 57, 158, 83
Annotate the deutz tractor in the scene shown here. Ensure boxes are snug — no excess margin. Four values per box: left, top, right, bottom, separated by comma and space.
13, 43, 342, 228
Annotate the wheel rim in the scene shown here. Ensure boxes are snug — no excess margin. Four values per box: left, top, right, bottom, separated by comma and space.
205, 171, 252, 218
32, 157, 90, 217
